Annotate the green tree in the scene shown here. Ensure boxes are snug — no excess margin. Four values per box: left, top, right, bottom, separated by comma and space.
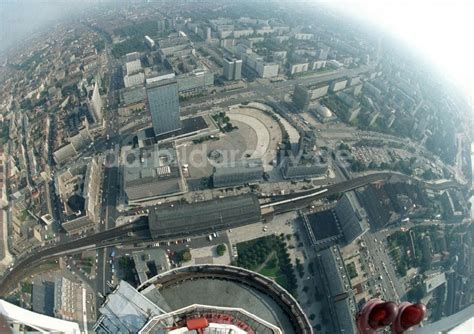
178, 249, 192, 263
216, 244, 226, 256
407, 284, 425, 302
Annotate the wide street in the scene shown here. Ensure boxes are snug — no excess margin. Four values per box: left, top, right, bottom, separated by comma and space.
179, 65, 374, 116
94, 48, 122, 310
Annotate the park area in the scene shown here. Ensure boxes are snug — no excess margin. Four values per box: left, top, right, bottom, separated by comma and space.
235, 235, 297, 296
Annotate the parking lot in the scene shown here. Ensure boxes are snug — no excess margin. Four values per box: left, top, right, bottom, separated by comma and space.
352, 146, 393, 165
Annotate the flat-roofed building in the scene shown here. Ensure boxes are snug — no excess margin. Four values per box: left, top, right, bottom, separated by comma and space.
177, 71, 214, 92
292, 83, 329, 112
213, 159, 263, 188
120, 86, 146, 106
132, 249, 170, 285
83, 157, 101, 224
58, 157, 102, 234
123, 144, 185, 203
293, 33, 314, 40
148, 194, 261, 239
125, 52, 140, 62
424, 271, 446, 294
145, 35, 155, 49
124, 72, 145, 88
289, 62, 309, 75
126, 59, 142, 75
441, 190, 467, 222
256, 62, 279, 78
330, 78, 348, 92
281, 151, 327, 179
158, 36, 189, 55
146, 76, 181, 137
335, 191, 369, 244
223, 57, 242, 81
316, 245, 357, 334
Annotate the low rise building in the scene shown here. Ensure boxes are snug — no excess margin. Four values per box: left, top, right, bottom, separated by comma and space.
132, 249, 170, 285
293, 33, 314, 40
316, 245, 357, 334
148, 194, 261, 239
177, 71, 214, 93
126, 59, 142, 76
330, 78, 348, 92
309, 104, 337, 123
145, 35, 155, 49
53, 127, 93, 165
119, 86, 146, 106
122, 143, 186, 203
124, 72, 145, 88
281, 154, 327, 179
213, 159, 263, 188
441, 190, 467, 222
289, 62, 309, 75
424, 271, 447, 294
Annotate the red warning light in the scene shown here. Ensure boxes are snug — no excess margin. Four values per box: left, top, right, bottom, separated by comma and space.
392, 303, 426, 334
368, 301, 398, 329
357, 299, 399, 333
357, 299, 426, 334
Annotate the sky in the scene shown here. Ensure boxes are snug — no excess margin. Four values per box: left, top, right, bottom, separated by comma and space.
325, 0, 474, 104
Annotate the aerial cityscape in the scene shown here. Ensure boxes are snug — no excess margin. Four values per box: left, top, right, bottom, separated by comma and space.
0, 1, 472, 333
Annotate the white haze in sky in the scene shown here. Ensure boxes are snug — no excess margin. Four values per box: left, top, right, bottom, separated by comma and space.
327, 0, 474, 103
1, 0, 472, 103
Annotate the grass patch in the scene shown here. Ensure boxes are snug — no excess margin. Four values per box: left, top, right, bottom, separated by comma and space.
20, 282, 32, 294
236, 235, 298, 296
275, 275, 289, 288
259, 255, 279, 277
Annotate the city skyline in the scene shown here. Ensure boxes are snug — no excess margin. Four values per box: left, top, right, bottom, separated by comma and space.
0, 1, 472, 333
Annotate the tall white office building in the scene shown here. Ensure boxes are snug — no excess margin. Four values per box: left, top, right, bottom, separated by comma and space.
223, 57, 242, 81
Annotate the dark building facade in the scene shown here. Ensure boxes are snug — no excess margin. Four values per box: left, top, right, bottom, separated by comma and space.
335, 192, 369, 243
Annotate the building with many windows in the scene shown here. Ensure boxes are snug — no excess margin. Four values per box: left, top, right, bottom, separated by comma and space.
122, 143, 185, 203
223, 57, 242, 81
334, 191, 369, 244
213, 159, 263, 188
146, 75, 181, 137
292, 83, 329, 112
